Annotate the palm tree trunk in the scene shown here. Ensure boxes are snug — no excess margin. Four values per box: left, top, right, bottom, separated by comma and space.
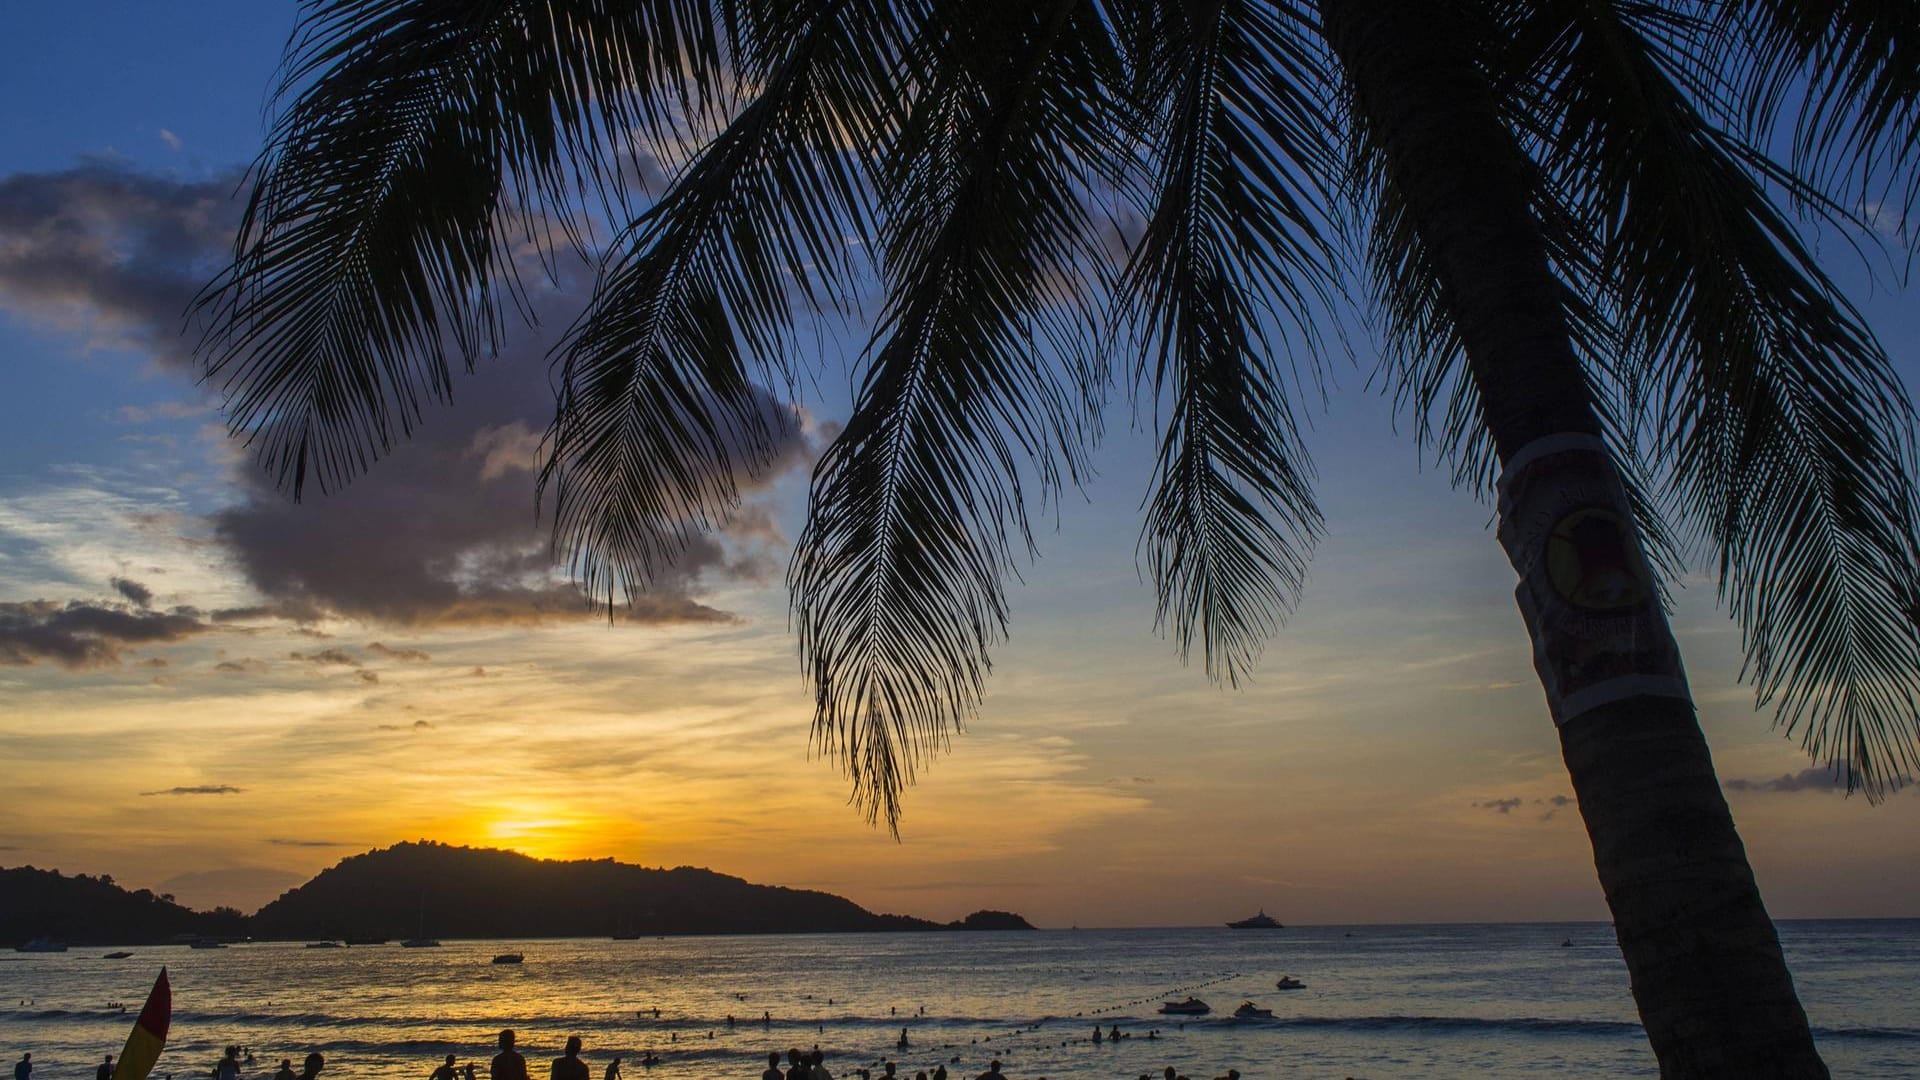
1318, 2, 1828, 1076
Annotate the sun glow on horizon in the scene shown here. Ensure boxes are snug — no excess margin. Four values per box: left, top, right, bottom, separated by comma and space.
462, 804, 642, 862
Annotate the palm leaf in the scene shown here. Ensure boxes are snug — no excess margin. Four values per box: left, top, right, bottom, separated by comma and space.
1516, 0, 1920, 792
1114, 0, 1339, 684
790, 0, 1121, 828
196, 0, 725, 498
1712, 0, 1920, 236
542, 0, 906, 608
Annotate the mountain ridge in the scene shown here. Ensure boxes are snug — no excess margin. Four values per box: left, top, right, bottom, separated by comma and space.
2, 841, 1034, 944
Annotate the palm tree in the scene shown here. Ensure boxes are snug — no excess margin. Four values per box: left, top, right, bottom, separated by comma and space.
196, 1, 1920, 1074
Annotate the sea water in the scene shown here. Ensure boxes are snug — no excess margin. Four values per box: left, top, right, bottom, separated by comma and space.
4, 921, 1918, 1079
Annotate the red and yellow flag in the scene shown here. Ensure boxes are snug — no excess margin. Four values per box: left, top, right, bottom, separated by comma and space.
111, 968, 170, 1080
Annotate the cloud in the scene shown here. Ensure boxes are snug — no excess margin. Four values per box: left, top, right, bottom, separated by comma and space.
158, 129, 183, 152
289, 648, 360, 667
110, 577, 153, 607
140, 785, 244, 797
375, 719, 434, 732
1473, 797, 1524, 814
1725, 768, 1853, 794
357, 669, 380, 684
2, 162, 813, 634
0, 599, 212, 669
367, 642, 431, 662
209, 330, 809, 630
214, 658, 268, 674
0, 162, 237, 372
266, 838, 355, 848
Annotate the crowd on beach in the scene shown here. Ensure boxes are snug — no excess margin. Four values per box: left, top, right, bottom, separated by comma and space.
13, 1024, 1254, 1080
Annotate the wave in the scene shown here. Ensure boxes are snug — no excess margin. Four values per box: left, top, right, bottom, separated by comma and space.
15, 1007, 1917, 1048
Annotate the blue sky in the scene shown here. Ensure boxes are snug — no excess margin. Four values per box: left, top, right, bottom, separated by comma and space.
1, 4, 1918, 926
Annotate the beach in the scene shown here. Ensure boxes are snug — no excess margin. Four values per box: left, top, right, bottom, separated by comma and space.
5, 922, 1918, 1078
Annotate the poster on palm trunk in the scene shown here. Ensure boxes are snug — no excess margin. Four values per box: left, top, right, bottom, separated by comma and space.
1495, 434, 1691, 726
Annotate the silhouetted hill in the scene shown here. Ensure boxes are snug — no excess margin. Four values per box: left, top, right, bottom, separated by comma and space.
248, 842, 1031, 938
2, 844, 1036, 942
0, 866, 248, 946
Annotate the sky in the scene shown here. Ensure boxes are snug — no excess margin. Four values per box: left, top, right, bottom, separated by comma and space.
1, 4, 1917, 928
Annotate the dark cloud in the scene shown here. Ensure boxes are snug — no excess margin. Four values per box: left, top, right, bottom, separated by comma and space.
3, 162, 813, 632
210, 354, 806, 629
266, 838, 355, 848
357, 669, 380, 684
140, 785, 243, 796
367, 642, 431, 662
0, 161, 237, 372
214, 658, 268, 674
375, 719, 434, 731
289, 647, 360, 667
1725, 768, 1853, 794
1473, 797, 1524, 815
110, 577, 154, 607
0, 600, 212, 669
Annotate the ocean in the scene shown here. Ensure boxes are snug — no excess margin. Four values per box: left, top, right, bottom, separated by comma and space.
4, 922, 1917, 1079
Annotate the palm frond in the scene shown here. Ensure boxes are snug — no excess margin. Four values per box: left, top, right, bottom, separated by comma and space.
1712, 0, 1920, 236
1518, 0, 1920, 793
1115, 0, 1338, 683
790, 0, 1121, 829
196, 0, 725, 498
542, 0, 905, 608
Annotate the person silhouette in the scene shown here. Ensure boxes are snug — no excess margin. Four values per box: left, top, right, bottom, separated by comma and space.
973, 1062, 1005, 1080
550, 1037, 589, 1080
97, 1056, 115, 1080
491, 1031, 529, 1080
761, 1053, 783, 1080
299, 1053, 324, 1080
431, 1055, 458, 1080
898, 1028, 911, 1051
273, 1060, 295, 1080
602, 1059, 620, 1080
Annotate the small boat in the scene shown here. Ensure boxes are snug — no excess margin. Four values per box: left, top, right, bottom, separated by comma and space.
1274, 976, 1305, 991
610, 931, 641, 940
1227, 909, 1284, 929
1561, 938, 1574, 947
304, 941, 343, 949
1233, 1002, 1274, 1019
102, 951, 134, 959
1159, 997, 1211, 1016
16, 937, 68, 953
401, 938, 442, 948
491, 953, 524, 964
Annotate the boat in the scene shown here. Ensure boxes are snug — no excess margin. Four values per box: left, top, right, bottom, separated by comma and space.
1233, 1002, 1274, 1019
491, 953, 524, 964
304, 941, 343, 949
401, 938, 442, 948
610, 931, 641, 940
15, 938, 68, 953
1226, 909, 1284, 929
102, 951, 134, 959
1274, 976, 1305, 991
1159, 998, 1211, 1016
